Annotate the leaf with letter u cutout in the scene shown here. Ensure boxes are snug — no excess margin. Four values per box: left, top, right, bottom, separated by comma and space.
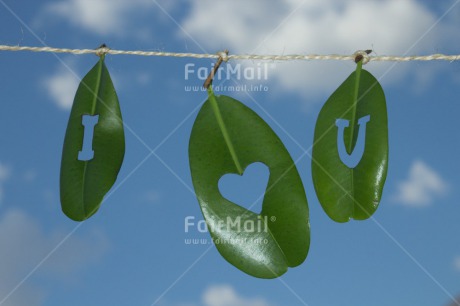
60, 56, 125, 221
189, 88, 310, 279
312, 61, 388, 223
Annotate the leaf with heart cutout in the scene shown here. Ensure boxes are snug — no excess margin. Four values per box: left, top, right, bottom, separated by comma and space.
60, 56, 125, 221
311, 61, 388, 223
189, 88, 310, 279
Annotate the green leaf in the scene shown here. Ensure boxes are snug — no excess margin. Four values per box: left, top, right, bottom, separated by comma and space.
312, 62, 388, 222
60, 57, 125, 221
189, 89, 310, 278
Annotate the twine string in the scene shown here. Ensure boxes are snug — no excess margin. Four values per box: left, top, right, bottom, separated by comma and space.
0, 44, 459, 62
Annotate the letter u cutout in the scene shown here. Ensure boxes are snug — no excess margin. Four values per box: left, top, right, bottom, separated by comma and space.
335, 115, 370, 168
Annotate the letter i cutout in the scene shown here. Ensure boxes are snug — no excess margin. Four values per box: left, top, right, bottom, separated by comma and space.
60, 54, 125, 221
78, 114, 99, 161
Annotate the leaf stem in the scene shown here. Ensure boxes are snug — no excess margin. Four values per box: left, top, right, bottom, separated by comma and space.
347, 60, 363, 154
89, 57, 104, 115
207, 86, 243, 174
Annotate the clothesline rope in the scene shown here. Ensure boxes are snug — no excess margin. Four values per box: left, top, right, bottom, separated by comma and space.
0, 44, 459, 62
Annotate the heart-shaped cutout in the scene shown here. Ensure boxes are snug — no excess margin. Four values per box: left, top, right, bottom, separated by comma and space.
218, 162, 269, 214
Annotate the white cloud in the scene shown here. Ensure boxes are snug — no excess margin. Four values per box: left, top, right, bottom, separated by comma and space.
137, 72, 152, 86
43, 66, 79, 110
181, 0, 459, 97
41, 0, 154, 36
23, 170, 38, 182
166, 285, 272, 306
455, 256, 460, 271
0, 163, 11, 204
0, 209, 108, 306
0, 163, 10, 182
393, 160, 449, 207
202, 285, 271, 306
142, 190, 161, 204
42, 59, 123, 111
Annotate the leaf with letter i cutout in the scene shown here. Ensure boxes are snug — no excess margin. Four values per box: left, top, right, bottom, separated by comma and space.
189, 87, 310, 279
60, 55, 125, 221
312, 58, 388, 223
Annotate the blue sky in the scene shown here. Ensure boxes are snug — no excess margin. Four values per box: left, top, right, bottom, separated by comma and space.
0, 0, 460, 305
